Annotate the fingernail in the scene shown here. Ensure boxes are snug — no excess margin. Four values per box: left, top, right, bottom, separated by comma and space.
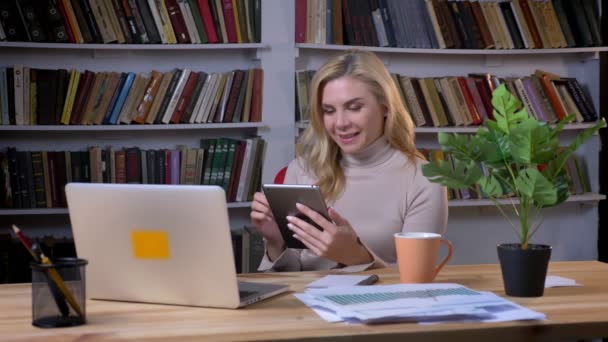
286, 216, 294, 222
295, 203, 303, 209
287, 223, 294, 230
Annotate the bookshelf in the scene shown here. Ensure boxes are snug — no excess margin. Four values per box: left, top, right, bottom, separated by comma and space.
296, 43, 608, 57
0, 42, 268, 50
0, 0, 604, 266
293, 0, 604, 264
0, 0, 298, 241
0, 201, 253, 216
0, 122, 265, 131
295, 121, 599, 133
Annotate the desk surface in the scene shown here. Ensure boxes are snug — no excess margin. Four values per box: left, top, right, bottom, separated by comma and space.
2, 261, 608, 342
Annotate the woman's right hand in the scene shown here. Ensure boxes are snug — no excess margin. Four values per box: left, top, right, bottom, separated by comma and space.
250, 191, 285, 260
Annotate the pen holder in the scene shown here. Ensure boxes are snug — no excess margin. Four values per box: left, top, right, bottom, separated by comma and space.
30, 258, 88, 328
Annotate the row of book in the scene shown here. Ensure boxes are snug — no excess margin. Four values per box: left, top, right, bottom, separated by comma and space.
295, 70, 599, 127
0, 137, 266, 209
0, 226, 264, 283
423, 149, 591, 200
232, 226, 265, 274
295, 0, 602, 49
0, 66, 263, 126
0, 0, 261, 44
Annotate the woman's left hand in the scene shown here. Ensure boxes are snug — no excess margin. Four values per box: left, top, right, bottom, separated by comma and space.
286, 203, 373, 266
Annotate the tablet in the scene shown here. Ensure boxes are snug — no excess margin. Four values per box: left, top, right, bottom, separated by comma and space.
262, 184, 330, 249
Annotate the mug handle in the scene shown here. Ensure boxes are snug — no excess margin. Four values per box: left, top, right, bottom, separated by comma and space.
434, 238, 453, 277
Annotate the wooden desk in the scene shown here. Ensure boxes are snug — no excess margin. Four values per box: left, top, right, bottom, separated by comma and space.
2, 261, 608, 342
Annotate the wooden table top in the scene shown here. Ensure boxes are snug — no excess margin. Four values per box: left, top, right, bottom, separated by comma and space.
2, 261, 608, 342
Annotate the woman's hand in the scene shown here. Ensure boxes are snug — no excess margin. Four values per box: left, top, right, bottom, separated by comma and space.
250, 192, 285, 260
287, 203, 373, 266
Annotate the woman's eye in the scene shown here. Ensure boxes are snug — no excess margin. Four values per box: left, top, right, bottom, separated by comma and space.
322, 109, 334, 114
348, 105, 362, 111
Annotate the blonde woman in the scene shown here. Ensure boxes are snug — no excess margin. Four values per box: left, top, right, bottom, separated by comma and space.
251, 50, 448, 272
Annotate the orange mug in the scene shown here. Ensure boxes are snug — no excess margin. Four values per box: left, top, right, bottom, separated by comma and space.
394, 232, 453, 283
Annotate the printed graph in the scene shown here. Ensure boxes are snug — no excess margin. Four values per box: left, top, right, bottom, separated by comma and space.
323, 287, 479, 306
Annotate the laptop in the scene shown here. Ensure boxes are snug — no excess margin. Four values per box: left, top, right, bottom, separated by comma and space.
65, 183, 289, 309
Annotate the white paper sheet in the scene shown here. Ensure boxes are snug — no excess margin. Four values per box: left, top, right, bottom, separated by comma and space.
295, 283, 546, 324
545, 275, 581, 288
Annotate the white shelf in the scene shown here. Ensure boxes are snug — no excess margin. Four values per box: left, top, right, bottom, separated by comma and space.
0, 123, 266, 131
0, 42, 269, 51
295, 121, 600, 133
448, 193, 605, 207
296, 43, 608, 56
4, 194, 600, 214
0, 201, 253, 215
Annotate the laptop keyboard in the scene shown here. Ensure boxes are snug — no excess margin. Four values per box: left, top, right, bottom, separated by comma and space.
239, 290, 258, 298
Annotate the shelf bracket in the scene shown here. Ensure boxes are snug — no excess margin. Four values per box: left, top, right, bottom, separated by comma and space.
251, 46, 269, 61
578, 51, 600, 62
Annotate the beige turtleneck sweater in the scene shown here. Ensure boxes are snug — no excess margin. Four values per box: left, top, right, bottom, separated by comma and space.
258, 137, 448, 272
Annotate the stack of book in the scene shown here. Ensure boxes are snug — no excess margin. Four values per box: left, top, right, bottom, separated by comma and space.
0, 66, 263, 126
295, 70, 598, 126
295, 0, 602, 49
0, 137, 266, 209
422, 149, 591, 200
0, 0, 261, 44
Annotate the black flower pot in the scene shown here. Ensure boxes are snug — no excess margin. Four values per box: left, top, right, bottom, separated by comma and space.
497, 243, 551, 297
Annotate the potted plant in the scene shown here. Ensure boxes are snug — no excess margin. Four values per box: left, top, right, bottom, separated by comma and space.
421, 84, 605, 297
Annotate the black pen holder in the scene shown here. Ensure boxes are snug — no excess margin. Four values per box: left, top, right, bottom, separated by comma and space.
30, 258, 88, 328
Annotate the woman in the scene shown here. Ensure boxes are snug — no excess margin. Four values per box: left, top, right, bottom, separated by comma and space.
251, 49, 448, 272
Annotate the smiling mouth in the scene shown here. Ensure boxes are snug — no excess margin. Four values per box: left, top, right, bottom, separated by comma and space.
337, 132, 359, 143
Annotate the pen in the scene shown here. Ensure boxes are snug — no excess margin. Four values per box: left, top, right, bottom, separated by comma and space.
12, 225, 70, 317
39, 252, 84, 318
358, 274, 379, 286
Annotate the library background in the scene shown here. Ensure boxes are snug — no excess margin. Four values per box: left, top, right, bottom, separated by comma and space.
0, 0, 606, 283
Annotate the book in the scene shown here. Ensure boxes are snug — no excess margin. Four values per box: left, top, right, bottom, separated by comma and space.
197, 0, 218, 43
165, 0, 190, 43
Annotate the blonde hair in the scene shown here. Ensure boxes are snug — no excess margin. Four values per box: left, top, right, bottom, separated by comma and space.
296, 49, 420, 202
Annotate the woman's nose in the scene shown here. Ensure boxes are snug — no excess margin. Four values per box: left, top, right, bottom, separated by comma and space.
335, 111, 350, 128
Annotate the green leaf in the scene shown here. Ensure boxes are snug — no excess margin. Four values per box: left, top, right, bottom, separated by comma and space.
437, 132, 478, 163
543, 119, 606, 180
509, 120, 559, 164
551, 172, 571, 207
474, 127, 511, 167
421, 159, 483, 189
491, 84, 527, 134
514, 168, 557, 206
478, 174, 504, 198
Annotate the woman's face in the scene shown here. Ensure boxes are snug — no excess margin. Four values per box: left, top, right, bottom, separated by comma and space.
321, 76, 385, 155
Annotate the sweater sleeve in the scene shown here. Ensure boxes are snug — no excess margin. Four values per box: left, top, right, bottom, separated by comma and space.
401, 160, 449, 235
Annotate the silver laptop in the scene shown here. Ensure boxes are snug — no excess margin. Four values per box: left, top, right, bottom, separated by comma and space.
65, 183, 288, 309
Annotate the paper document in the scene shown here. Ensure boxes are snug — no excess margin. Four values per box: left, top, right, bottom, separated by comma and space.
545, 275, 581, 288
296, 283, 546, 324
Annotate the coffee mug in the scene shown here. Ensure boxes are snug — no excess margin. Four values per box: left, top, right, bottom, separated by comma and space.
394, 232, 453, 283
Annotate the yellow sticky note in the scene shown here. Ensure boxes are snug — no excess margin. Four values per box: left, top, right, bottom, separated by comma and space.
131, 230, 170, 259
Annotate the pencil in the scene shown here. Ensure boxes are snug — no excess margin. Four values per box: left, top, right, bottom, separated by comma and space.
39, 252, 84, 317
11, 225, 39, 262
12, 225, 76, 318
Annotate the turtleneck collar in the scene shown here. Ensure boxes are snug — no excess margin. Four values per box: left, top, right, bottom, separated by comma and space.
341, 136, 394, 169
